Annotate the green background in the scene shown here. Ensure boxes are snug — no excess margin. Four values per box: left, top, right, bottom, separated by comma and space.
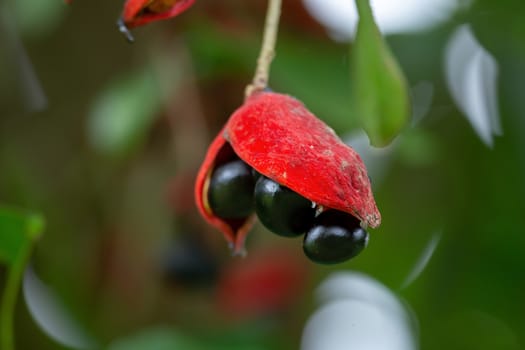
1, 0, 524, 349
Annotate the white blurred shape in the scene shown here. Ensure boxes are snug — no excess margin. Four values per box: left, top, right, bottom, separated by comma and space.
401, 231, 441, 289
445, 25, 502, 147
23, 267, 96, 349
0, 5, 47, 112
316, 272, 406, 317
302, 272, 417, 350
302, 300, 413, 350
303, 0, 460, 40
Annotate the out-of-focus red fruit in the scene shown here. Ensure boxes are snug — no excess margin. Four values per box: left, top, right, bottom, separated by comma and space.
216, 248, 309, 319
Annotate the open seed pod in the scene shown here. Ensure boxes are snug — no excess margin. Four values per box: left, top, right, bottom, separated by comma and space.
120, 0, 195, 29
195, 91, 381, 255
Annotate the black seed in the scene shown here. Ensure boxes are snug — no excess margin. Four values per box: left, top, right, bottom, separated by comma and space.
254, 176, 315, 237
251, 168, 262, 182
208, 159, 255, 219
303, 210, 368, 264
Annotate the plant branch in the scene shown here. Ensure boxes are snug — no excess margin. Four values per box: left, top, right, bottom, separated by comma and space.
245, 0, 282, 99
0, 243, 31, 350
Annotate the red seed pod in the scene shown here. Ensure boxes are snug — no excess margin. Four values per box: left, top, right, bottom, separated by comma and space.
121, 0, 195, 29
195, 127, 257, 255
195, 92, 381, 255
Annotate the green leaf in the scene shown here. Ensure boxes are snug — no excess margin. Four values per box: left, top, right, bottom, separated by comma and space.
87, 67, 162, 158
0, 206, 44, 350
9, 0, 66, 38
0, 207, 43, 265
108, 328, 204, 350
351, 0, 410, 147
108, 326, 271, 350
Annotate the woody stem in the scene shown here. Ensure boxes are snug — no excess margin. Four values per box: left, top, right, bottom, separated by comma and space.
245, 0, 282, 99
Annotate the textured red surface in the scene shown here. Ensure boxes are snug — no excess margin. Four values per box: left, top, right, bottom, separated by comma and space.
122, 0, 195, 28
195, 92, 381, 255
227, 92, 381, 228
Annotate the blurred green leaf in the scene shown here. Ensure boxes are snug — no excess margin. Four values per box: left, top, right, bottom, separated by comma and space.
0, 206, 44, 350
108, 327, 270, 350
108, 328, 201, 350
9, 0, 65, 38
186, 23, 358, 134
87, 67, 162, 157
273, 38, 358, 133
397, 128, 439, 166
186, 21, 256, 79
0, 207, 43, 265
351, 0, 410, 147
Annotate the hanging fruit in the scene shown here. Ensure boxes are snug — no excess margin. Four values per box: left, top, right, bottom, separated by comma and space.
195, 91, 381, 263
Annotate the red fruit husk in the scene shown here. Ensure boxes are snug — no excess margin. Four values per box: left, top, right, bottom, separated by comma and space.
228, 92, 381, 226
122, 0, 195, 29
194, 127, 256, 256
195, 92, 381, 255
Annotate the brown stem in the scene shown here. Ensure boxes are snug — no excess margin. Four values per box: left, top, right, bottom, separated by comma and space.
245, 0, 282, 99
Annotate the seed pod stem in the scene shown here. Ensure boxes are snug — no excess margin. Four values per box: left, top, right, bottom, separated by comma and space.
245, 0, 282, 99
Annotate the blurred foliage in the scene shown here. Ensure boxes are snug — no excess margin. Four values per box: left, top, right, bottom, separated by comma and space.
1, 0, 525, 349
87, 67, 162, 158
108, 325, 273, 350
7, 0, 66, 39
0, 207, 44, 350
351, 0, 410, 146
0, 207, 43, 265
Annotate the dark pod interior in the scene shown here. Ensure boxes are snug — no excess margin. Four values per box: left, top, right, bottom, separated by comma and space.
206, 152, 369, 264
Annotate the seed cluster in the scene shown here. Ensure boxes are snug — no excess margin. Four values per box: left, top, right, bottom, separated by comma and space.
207, 158, 369, 264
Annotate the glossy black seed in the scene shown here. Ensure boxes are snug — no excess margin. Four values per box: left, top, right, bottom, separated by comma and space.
208, 159, 255, 219
254, 176, 316, 237
303, 210, 369, 264
251, 168, 262, 182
